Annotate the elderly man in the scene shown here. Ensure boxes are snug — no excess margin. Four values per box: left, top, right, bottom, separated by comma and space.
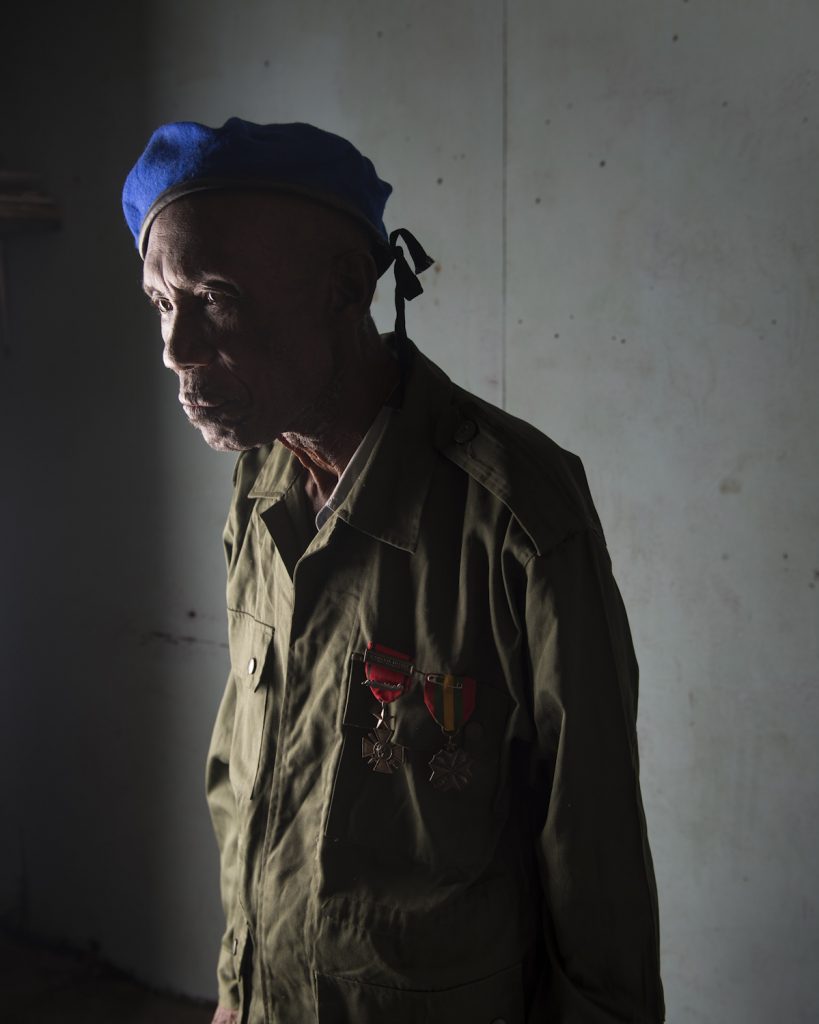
123, 119, 664, 1024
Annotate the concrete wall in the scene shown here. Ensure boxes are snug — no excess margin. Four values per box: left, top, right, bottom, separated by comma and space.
2, 1, 817, 1019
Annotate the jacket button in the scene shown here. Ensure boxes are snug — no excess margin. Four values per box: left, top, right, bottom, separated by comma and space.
247, 657, 257, 675
454, 418, 477, 444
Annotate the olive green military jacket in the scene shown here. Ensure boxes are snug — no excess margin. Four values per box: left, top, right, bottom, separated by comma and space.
206, 339, 664, 1023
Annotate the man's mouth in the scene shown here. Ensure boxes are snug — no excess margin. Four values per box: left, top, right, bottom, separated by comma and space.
182, 399, 224, 409
182, 397, 228, 418
180, 395, 246, 427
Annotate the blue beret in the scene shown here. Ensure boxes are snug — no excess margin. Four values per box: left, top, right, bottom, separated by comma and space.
122, 118, 393, 259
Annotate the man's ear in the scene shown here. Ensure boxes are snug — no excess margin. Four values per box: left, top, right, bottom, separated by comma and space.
329, 249, 378, 320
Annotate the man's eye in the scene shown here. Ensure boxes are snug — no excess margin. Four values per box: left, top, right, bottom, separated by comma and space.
204, 290, 237, 308
154, 297, 173, 314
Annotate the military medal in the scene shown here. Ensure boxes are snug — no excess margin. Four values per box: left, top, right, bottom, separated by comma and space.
352, 644, 478, 787
361, 714, 406, 774
428, 737, 474, 791
423, 673, 477, 792
358, 642, 416, 774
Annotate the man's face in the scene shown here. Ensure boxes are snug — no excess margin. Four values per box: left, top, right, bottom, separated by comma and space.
142, 192, 340, 451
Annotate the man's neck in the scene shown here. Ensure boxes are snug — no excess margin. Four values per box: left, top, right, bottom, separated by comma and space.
279, 331, 399, 515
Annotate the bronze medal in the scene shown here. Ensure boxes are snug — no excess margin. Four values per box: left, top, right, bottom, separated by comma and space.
356, 642, 416, 775
353, 646, 479, 786
423, 673, 477, 791
428, 736, 474, 791
362, 712, 406, 774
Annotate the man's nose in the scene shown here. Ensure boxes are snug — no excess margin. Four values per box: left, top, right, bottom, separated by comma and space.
162, 311, 214, 371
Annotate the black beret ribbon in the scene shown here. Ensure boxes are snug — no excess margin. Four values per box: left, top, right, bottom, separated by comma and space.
389, 228, 435, 340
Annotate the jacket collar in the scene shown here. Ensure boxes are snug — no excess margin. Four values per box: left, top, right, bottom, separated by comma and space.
248, 336, 454, 553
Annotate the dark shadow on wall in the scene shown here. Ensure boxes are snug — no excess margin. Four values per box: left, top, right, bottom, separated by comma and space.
0, 0, 221, 1000
2, 929, 216, 1021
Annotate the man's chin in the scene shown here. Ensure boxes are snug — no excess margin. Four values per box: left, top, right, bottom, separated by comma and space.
193, 420, 258, 453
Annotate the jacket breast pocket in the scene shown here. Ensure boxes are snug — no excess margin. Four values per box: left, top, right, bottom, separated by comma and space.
227, 610, 274, 801
324, 650, 511, 872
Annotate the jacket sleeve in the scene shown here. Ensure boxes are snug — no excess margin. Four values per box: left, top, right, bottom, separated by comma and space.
524, 527, 665, 1022
206, 670, 240, 1010
204, 475, 243, 1012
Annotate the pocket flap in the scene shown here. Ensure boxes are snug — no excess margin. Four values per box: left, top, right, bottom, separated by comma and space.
228, 610, 274, 693
227, 611, 274, 799
315, 962, 523, 1023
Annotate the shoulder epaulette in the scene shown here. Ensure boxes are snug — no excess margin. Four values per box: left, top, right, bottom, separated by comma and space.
434, 386, 605, 557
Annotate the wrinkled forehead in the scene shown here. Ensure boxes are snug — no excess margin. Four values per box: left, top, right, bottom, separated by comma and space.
142, 191, 336, 287
145, 191, 315, 253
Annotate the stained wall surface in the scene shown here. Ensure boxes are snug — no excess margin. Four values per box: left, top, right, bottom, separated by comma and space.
1, 2, 817, 1021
